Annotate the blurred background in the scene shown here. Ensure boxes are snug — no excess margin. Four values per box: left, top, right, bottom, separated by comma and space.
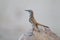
0, 0, 60, 40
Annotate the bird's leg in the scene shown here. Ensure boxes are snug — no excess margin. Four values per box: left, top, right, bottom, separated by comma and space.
32, 24, 40, 32
31, 25, 35, 35
36, 24, 40, 32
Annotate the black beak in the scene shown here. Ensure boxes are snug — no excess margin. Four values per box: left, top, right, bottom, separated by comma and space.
25, 10, 29, 11
25, 10, 33, 13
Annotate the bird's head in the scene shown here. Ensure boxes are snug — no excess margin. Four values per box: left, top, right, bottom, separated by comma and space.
25, 10, 33, 14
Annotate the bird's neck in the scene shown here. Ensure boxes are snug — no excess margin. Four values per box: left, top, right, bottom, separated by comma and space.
29, 12, 34, 18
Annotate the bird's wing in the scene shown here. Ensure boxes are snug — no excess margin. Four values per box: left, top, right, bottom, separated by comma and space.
37, 23, 49, 28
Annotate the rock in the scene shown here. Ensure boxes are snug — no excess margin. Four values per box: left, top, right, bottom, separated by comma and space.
18, 27, 60, 40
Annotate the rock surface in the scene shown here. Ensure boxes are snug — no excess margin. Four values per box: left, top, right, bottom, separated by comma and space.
18, 27, 60, 40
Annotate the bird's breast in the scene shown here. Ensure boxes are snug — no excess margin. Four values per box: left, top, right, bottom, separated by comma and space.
29, 18, 33, 23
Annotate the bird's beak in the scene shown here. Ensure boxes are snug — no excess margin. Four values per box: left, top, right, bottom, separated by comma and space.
25, 10, 28, 11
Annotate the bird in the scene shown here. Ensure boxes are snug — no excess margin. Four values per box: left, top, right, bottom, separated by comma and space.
25, 10, 49, 32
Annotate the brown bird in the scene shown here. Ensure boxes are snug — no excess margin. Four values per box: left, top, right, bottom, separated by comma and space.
25, 10, 49, 32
